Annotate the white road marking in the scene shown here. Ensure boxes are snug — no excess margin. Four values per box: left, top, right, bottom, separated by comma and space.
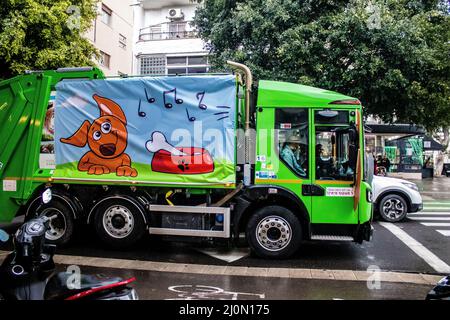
379, 222, 450, 274
436, 230, 450, 237
409, 212, 450, 215
421, 223, 450, 227
422, 208, 450, 211
196, 248, 251, 263
408, 217, 450, 221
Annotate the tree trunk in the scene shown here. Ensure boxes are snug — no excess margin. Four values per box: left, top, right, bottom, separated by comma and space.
443, 127, 449, 153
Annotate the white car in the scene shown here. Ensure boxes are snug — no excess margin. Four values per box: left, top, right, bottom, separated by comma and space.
371, 175, 423, 222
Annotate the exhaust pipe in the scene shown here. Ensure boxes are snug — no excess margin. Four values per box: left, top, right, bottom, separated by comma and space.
227, 61, 253, 186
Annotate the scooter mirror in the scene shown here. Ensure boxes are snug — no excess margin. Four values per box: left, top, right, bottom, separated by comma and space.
42, 188, 52, 204
0, 229, 9, 243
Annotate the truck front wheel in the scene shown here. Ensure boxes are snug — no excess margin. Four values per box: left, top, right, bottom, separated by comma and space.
93, 198, 146, 249
246, 206, 302, 259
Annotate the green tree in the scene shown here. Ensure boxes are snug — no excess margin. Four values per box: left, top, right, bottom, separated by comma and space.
193, 0, 450, 133
0, 0, 99, 80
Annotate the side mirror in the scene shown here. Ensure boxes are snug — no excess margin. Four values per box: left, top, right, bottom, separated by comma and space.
0, 229, 9, 243
42, 188, 52, 204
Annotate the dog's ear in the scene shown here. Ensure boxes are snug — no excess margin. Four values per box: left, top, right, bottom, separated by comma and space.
93, 94, 127, 125
60, 120, 90, 147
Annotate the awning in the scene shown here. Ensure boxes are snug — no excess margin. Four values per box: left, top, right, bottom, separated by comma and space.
423, 136, 444, 151
366, 123, 425, 135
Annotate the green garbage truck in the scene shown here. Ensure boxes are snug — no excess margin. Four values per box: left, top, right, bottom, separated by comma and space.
0, 62, 373, 258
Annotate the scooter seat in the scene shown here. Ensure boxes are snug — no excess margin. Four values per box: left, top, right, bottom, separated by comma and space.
45, 271, 123, 300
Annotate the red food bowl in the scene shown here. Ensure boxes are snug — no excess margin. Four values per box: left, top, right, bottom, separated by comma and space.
151, 147, 214, 174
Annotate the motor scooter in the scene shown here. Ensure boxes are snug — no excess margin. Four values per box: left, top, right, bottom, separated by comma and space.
426, 275, 450, 300
0, 189, 138, 300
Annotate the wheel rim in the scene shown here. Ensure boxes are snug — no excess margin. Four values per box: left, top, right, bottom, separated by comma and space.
255, 215, 292, 252
102, 205, 134, 239
382, 198, 405, 220
41, 208, 66, 241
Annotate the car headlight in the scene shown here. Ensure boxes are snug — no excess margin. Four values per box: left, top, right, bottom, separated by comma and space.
401, 182, 419, 191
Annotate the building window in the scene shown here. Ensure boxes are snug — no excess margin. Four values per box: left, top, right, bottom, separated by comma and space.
139, 55, 209, 76
167, 55, 209, 75
140, 55, 166, 75
99, 51, 111, 68
101, 4, 112, 26
119, 34, 126, 49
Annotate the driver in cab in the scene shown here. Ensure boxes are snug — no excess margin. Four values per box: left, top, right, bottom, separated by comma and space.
281, 135, 307, 177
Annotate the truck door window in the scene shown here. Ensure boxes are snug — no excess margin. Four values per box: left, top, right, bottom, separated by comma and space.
315, 127, 355, 181
275, 108, 308, 178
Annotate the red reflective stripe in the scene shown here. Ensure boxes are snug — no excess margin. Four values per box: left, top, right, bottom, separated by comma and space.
65, 277, 136, 300
329, 99, 361, 105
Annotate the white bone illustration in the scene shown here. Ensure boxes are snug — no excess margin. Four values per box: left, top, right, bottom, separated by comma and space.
145, 131, 186, 156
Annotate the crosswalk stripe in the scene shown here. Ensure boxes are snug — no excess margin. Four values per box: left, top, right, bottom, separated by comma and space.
410, 212, 450, 215
379, 222, 450, 273
423, 208, 450, 211
436, 230, 450, 237
408, 217, 450, 221
409, 212, 450, 216
423, 201, 450, 206
421, 223, 450, 227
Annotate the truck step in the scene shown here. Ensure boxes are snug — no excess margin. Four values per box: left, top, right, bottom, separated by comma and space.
149, 205, 230, 238
310, 235, 354, 241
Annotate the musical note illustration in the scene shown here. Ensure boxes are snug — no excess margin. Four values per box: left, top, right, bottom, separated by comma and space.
186, 108, 196, 122
214, 109, 230, 121
196, 91, 208, 110
144, 88, 156, 103
138, 99, 146, 117
163, 88, 183, 109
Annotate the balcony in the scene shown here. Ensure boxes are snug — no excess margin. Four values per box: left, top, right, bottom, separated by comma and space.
138, 21, 198, 41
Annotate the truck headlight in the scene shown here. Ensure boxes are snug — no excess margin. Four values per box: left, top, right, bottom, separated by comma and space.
401, 182, 419, 192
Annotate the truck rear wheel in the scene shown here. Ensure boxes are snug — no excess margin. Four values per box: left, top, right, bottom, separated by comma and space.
246, 205, 302, 259
28, 198, 75, 247
93, 198, 146, 249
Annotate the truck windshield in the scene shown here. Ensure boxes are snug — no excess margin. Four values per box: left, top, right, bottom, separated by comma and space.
315, 126, 355, 181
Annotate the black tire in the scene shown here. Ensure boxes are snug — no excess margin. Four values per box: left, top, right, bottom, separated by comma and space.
28, 198, 75, 247
246, 205, 302, 259
93, 198, 146, 249
378, 194, 408, 222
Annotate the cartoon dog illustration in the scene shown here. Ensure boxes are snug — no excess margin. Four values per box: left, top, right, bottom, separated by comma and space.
60, 94, 138, 177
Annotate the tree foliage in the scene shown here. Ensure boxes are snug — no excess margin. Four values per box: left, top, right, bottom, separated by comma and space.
194, 0, 450, 131
0, 0, 99, 80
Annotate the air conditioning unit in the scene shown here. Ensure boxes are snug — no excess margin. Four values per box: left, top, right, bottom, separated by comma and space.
167, 8, 184, 20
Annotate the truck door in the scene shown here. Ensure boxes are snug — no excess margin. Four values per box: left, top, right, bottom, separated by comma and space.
310, 109, 359, 224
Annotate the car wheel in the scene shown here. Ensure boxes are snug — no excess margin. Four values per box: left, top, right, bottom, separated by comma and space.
246, 205, 302, 259
378, 194, 408, 222
93, 198, 146, 249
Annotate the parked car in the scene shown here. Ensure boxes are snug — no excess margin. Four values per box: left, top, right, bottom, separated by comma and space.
372, 175, 423, 222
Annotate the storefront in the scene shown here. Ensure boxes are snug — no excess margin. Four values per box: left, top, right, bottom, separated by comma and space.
364, 124, 444, 179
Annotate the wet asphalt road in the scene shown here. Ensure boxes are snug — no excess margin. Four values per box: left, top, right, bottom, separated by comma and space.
52, 264, 432, 300
1, 177, 449, 300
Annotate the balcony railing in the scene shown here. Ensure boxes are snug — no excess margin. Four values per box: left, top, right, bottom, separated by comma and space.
139, 22, 199, 41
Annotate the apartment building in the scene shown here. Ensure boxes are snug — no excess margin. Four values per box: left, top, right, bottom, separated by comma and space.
133, 0, 209, 75
86, 0, 135, 76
